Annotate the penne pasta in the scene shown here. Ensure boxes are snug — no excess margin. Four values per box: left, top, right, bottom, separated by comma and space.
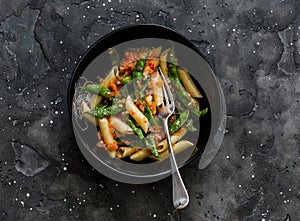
130, 149, 151, 161
108, 150, 117, 158
90, 94, 103, 109
149, 47, 162, 58
101, 66, 118, 87
98, 118, 118, 151
81, 101, 98, 126
152, 140, 194, 161
177, 68, 203, 98
125, 96, 149, 133
116, 147, 138, 158
152, 74, 164, 106
159, 49, 170, 76
110, 116, 133, 133
157, 127, 188, 153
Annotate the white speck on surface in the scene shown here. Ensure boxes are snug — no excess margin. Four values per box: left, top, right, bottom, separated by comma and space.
238, 185, 242, 188
248, 130, 252, 134
64, 198, 67, 202
116, 204, 119, 208
212, 24, 216, 27
98, 15, 101, 18
59, 41, 63, 44
102, 3, 105, 6
289, 188, 292, 192
227, 43, 231, 47
29, 207, 33, 211
63, 167, 67, 171
83, 15, 86, 18
173, 18, 176, 21
21, 201, 24, 206
187, 28, 192, 33
26, 193, 30, 197
280, 191, 283, 195
153, 214, 157, 218
252, 175, 255, 178
40, 123, 44, 127
50, 120, 53, 124
226, 155, 229, 159
55, 111, 58, 114
109, 207, 113, 211
242, 156, 245, 159
232, 28, 236, 32
13, 180, 16, 184
132, 190, 135, 194
253, 50, 256, 53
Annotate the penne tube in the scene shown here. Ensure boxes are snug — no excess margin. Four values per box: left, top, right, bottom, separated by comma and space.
152, 74, 163, 106
157, 127, 188, 153
177, 68, 203, 98
90, 94, 103, 109
159, 49, 170, 76
101, 66, 118, 87
110, 116, 133, 133
98, 118, 118, 151
130, 149, 150, 161
108, 150, 116, 158
149, 47, 162, 58
81, 101, 98, 126
192, 97, 200, 110
152, 140, 194, 161
116, 147, 138, 158
125, 96, 149, 133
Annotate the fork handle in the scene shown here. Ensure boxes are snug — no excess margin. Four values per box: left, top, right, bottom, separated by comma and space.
163, 120, 189, 209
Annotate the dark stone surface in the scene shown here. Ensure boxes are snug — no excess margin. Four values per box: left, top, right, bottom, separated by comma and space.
0, 0, 299, 220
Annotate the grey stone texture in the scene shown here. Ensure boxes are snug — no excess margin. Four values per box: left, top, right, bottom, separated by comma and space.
0, 0, 299, 220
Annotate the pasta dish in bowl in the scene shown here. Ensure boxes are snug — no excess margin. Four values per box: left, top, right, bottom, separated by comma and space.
68, 25, 222, 184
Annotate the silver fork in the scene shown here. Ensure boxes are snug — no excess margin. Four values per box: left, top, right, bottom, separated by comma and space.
157, 67, 189, 209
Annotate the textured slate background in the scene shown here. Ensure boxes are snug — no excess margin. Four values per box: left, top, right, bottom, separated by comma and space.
0, 0, 299, 220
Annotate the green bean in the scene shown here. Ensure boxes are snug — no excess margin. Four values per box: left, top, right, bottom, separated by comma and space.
169, 110, 189, 135
199, 107, 208, 117
128, 117, 144, 139
174, 85, 200, 116
144, 102, 155, 124
185, 119, 197, 132
86, 105, 121, 119
133, 59, 146, 79
121, 75, 132, 84
139, 77, 151, 98
85, 84, 111, 98
85, 98, 122, 118
108, 48, 120, 67
145, 134, 159, 158
167, 44, 181, 85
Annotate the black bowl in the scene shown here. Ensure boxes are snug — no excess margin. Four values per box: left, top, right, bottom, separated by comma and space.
68, 24, 223, 184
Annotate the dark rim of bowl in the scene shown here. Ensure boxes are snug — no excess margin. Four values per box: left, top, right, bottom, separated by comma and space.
67, 23, 214, 169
